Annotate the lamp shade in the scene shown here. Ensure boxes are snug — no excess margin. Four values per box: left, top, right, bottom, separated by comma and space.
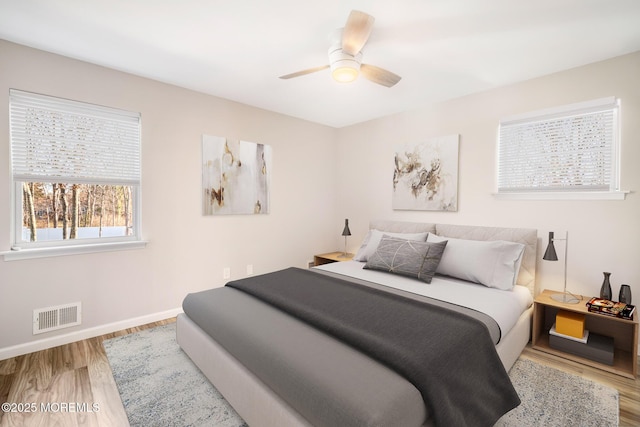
342, 219, 351, 236
543, 231, 558, 261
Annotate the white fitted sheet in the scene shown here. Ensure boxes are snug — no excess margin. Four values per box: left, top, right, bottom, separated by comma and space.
314, 260, 533, 341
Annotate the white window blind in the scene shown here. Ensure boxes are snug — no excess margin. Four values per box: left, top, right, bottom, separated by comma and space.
498, 97, 619, 194
10, 89, 141, 185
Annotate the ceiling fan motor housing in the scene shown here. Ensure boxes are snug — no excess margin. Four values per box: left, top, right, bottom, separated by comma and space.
328, 44, 362, 82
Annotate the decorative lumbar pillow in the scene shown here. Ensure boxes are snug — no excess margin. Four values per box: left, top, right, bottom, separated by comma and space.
426, 234, 525, 290
353, 229, 429, 262
364, 236, 448, 283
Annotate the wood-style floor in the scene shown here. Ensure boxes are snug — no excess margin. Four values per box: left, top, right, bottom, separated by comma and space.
0, 318, 638, 427
0, 318, 175, 427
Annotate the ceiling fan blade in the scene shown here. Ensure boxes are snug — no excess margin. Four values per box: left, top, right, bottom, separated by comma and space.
360, 64, 402, 88
279, 65, 330, 79
342, 10, 375, 56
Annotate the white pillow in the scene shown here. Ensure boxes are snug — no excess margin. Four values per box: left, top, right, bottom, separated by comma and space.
353, 229, 429, 262
427, 234, 525, 290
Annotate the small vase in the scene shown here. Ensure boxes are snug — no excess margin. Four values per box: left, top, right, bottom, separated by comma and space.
619, 284, 632, 304
600, 272, 612, 300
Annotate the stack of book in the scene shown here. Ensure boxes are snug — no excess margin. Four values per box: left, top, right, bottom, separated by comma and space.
548, 310, 614, 365
586, 297, 636, 320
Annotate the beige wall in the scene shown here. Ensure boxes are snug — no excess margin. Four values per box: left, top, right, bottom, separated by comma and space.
1, 39, 638, 357
336, 52, 639, 304
0, 40, 339, 355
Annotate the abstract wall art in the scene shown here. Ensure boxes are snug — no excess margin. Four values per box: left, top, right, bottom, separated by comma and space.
202, 134, 272, 215
392, 134, 459, 211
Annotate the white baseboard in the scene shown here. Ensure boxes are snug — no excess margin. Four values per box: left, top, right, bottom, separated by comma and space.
0, 308, 183, 360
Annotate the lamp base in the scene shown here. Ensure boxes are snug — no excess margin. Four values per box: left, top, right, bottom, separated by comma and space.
338, 252, 353, 258
551, 292, 580, 304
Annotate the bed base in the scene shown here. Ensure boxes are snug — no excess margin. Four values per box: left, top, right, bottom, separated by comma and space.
177, 312, 313, 427
177, 306, 532, 427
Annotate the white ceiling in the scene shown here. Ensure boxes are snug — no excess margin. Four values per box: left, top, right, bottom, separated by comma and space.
1, 0, 640, 128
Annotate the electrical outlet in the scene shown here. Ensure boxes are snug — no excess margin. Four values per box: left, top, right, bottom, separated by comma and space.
223, 267, 231, 279
246, 264, 253, 276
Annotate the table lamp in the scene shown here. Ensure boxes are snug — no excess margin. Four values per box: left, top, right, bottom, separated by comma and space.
543, 231, 580, 304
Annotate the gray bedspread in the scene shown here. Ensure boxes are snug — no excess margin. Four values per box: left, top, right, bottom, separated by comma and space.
227, 267, 520, 427
314, 267, 503, 344
183, 287, 427, 427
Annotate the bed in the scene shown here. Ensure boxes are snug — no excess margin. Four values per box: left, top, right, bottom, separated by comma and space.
177, 221, 537, 427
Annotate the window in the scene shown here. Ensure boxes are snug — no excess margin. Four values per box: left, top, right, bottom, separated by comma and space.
497, 97, 625, 200
7, 89, 143, 258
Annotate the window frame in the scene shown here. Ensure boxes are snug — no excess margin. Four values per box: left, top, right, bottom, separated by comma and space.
4, 90, 145, 260
495, 97, 627, 200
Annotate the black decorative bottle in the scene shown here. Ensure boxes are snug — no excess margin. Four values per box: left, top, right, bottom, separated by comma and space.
600, 272, 612, 300
619, 284, 632, 304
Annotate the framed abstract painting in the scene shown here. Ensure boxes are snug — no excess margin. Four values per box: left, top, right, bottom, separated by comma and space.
202, 134, 272, 215
392, 134, 459, 211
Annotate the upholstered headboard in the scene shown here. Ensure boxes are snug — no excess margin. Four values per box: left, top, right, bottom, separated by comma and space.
369, 220, 538, 296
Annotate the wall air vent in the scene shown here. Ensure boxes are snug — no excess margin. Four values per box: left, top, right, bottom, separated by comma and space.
33, 302, 82, 334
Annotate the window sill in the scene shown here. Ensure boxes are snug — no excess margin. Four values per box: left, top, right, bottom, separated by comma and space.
493, 191, 629, 201
2, 240, 148, 261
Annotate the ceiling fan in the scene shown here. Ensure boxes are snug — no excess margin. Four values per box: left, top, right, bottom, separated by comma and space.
279, 10, 401, 88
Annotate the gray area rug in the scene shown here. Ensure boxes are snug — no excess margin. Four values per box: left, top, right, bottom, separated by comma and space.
104, 323, 618, 427
496, 357, 618, 426
104, 323, 247, 427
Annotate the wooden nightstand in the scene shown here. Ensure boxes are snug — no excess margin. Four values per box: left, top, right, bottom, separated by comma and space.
532, 289, 638, 379
313, 251, 354, 266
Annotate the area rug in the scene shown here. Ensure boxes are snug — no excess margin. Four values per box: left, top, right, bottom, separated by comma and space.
104, 323, 619, 427
496, 358, 619, 426
104, 323, 247, 427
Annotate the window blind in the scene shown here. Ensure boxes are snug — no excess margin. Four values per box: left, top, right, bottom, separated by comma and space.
9, 89, 141, 185
497, 97, 618, 193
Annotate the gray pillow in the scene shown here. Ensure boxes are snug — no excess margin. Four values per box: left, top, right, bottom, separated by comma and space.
427, 234, 525, 290
353, 229, 429, 261
363, 236, 448, 283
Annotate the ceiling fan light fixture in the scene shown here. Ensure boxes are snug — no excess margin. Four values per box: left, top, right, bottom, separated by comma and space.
331, 62, 360, 83
328, 46, 362, 84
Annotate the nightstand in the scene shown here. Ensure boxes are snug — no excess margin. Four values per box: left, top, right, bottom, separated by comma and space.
313, 251, 354, 266
532, 289, 638, 379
